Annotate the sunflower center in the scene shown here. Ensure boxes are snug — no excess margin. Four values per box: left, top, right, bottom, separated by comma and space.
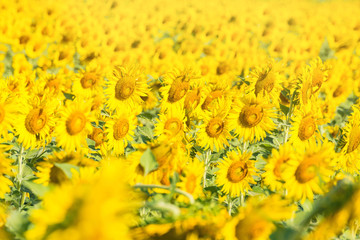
312, 67, 324, 93
206, 117, 224, 138
201, 90, 223, 110
273, 157, 290, 179
227, 161, 248, 183
255, 71, 275, 95
25, 108, 48, 134
0, 105, 5, 123
81, 72, 98, 89
184, 89, 201, 110
115, 76, 136, 100
333, 85, 344, 98
45, 77, 60, 93
235, 218, 271, 240
113, 118, 129, 140
66, 112, 86, 135
168, 80, 190, 103
295, 158, 317, 184
301, 81, 312, 105
216, 62, 229, 75
239, 104, 264, 127
135, 164, 145, 176
298, 116, 316, 141
185, 174, 197, 194
49, 165, 68, 185
347, 125, 360, 153
164, 117, 182, 136
89, 128, 105, 147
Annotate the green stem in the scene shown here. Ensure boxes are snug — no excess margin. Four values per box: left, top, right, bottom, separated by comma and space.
18, 145, 25, 209
240, 192, 245, 206
283, 91, 296, 144
228, 195, 232, 216
133, 183, 195, 204
203, 150, 211, 188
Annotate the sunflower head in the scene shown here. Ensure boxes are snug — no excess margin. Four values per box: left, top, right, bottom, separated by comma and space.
228, 94, 276, 143
216, 151, 258, 198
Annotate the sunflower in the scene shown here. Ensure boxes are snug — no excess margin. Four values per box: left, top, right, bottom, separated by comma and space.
283, 140, 336, 202
141, 90, 158, 111
247, 60, 283, 104
216, 151, 258, 198
296, 57, 330, 106
159, 67, 199, 111
177, 159, 204, 202
222, 195, 295, 240
262, 143, 295, 192
288, 102, 322, 145
27, 159, 140, 240
15, 96, 56, 149
72, 61, 104, 98
104, 109, 137, 155
200, 79, 232, 113
0, 92, 18, 141
105, 65, 149, 112
154, 105, 187, 141
228, 94, 276, 143
35, 151, 98, 186
88, 126, 107, 153
0, 148, 13, 198
184, 80, 204, 118
196, 99, 231, 151
338, 104, 360, 174
55, 101, 94, 152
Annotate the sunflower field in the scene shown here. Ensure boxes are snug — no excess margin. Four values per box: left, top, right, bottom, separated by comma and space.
1, 0, 360, 239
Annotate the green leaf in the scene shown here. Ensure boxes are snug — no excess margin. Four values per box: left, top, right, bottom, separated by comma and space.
62, 91, 76, 101
319, 38, 335, 61
280, 104, 289, 116
140, 148, 158, 176
6, 210, 30, 239
86, 138, 96, 149
54, 163, 79, 179
20, 165, 35, 181
23, 181, 50, 197
270, 226, 299, 240
138, 126, 154, 139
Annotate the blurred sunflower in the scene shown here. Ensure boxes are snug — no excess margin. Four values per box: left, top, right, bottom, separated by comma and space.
200, 79, 231, 112
154, 105, 187, 141
247, 60, 283, 104
104, 109, 137, 155
216, 151, 258, 198
35, 151, 98, 186
288, 102, 322, 145
0, 148, 13, 198
223, 195, 295, 240
283, 140, 336, 202
262, 143, 294, 192
296, 57, 330, 106
0, 92, 18, 141
72, 61, 104, 98
27, 159, 140, 240
177, 159, 204, 202
160, 67, 199, 110
338, 104, 360, 174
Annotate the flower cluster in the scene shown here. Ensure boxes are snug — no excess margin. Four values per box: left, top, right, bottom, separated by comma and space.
0, 0, 360, 239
